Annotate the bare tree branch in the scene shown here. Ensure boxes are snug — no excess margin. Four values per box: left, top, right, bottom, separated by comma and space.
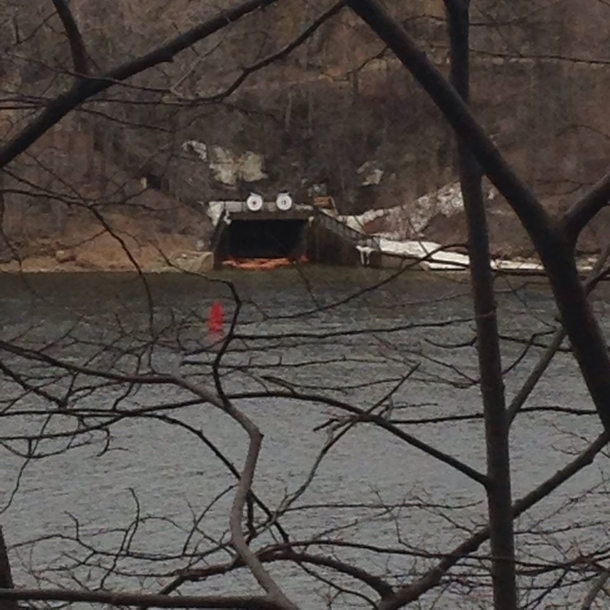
0, 527, 17, 610
581, 568, 610, 610
378, 432, 610, 609
0, 0, 275, 171
172, 1, 345, 103
507, 239, 610, 425
561, 169, 610, 244
345, 0, 610, 438
168, 547, 393, 599
230, 389, 489, 486
50, 0, 90, 75
0, 588, 284, 609
173, 377, 298, 610
444, 1, 516, 606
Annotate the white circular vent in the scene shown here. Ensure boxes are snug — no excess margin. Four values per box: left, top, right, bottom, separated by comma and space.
276, 193, 293, 211
246, 193, 264, 212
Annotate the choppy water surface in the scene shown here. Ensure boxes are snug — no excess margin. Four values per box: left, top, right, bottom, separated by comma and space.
1, 268, 609, 608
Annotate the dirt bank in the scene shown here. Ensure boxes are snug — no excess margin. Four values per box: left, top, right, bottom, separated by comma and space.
0, 209, 213, 274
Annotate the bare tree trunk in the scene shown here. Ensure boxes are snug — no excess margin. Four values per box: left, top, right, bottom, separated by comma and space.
444, 2, 517, 608
0, 527, 17, 610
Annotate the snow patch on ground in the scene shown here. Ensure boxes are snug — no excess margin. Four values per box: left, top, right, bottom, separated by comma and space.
206, 201, 245, 225
378, 238, 469, 268
410, 182, 465, 234
347, 182, 562, 273
369, 236, 593, 274
343, 182, 469, 238
343, 181, 500, 239
182, 140, 267, 185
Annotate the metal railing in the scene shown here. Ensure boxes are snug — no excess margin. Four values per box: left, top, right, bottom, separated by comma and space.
314, 210, 380, 250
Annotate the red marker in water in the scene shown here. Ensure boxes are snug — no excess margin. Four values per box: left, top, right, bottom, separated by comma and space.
208, 300, 224, 334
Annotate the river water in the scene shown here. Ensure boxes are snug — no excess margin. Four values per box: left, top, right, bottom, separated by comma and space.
1, 268, 609, 608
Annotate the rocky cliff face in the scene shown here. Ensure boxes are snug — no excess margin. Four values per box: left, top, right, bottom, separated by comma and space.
1, 0, 610, 263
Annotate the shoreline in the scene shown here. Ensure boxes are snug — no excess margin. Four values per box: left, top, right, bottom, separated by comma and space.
0, 251, 214, 276
0, 257, 598, 281
0, 234, 600, 279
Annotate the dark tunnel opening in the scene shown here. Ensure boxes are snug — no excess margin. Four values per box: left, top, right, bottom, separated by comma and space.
224, 219, 307, 259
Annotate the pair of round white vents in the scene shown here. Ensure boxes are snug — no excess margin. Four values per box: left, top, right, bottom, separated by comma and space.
246, 193, 293, 212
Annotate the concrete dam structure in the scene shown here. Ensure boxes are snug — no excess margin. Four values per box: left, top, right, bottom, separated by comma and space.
210, 197, 380, 268
209, 197, 543, 274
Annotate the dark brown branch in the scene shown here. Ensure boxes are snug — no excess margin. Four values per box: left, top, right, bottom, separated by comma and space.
581, 568, 610, 609
0, 588, 283, 609
0, 0, 274, 171
230, 390, 488, 486
507, 240, 610, 425
50, 0, 89, 75
378, 432, 610, 609
0, 528, 17, 610
173, 378, 297, 610
267, 550, 393, 599
561, 169, 610, 244
172, 548, 393, 600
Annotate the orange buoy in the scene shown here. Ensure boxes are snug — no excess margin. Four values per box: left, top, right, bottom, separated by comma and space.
208, 300, 224, 334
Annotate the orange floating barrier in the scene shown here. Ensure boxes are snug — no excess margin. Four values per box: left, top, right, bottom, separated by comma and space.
208, 300, 224, 334
222, 256, 308, 270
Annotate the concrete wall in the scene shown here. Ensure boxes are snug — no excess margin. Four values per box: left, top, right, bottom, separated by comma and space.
306, 221, 361, 266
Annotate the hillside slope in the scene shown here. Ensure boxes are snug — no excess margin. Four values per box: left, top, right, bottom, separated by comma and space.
2, 0, 610, 264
